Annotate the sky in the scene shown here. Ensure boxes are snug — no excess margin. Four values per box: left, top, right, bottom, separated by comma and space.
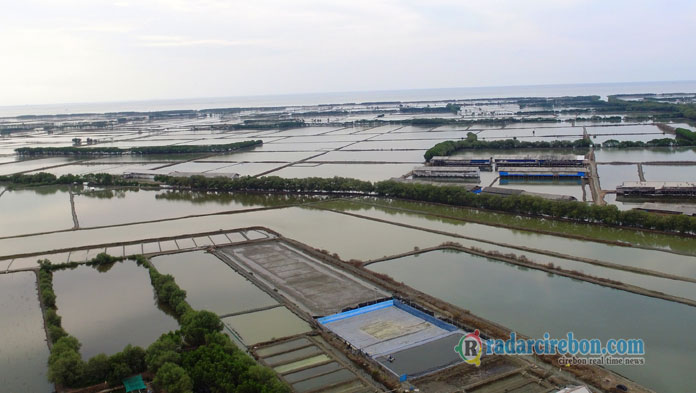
0, 0, 695, 106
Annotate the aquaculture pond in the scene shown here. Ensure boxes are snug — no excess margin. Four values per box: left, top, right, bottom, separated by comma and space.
0, 186, 73, 237
74, 188, 284, 227
0, 206, 454, 261
349, 197, 696, 255
597, 164, 640, 191
150, 251, 278, 315
317, 199, 696, 277
52, 261, 179, 359
222, 307, 312, 346
642, 165, 696, 182
268, 163, 416, 182
594, 147, 696, 162
368, 249, 696, 393
0, 272, 53, 393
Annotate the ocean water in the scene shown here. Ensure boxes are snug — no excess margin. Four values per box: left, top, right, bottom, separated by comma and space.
1, 80, 695, 117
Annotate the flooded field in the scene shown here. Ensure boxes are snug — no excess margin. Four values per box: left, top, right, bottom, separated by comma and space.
0, 272, 53, 393
52, 261, 179, 359
150, 251, 278, 315
369, 249, 696, 393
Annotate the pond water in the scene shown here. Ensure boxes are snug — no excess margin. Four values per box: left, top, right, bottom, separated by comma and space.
74, 189, 277, 227
493, 178, 587, 201
150, 251, 278, 315
52, 261, 179, 359
268, 163, 416, 182
0, 157, 79, 176
0, 206, 461, 263
595, 147, 696, 162
642, 165, 696, 182
597, 164, 640, 191
368, 249, 696, 393
222, 307, 311, 346
308, 149, 426, 163
0, 186, 73, 237
199, 151, 316, 162
316, 200, 696, 278
0, 272, 53, 393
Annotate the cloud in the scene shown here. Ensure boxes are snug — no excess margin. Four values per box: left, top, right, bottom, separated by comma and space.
0, 0, 694, 105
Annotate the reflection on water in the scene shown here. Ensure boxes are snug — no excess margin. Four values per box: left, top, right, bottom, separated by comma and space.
0, 186, 73, 237
0, 272, 53, 393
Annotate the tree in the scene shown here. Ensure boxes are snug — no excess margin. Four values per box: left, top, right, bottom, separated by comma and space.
181, 310, 223, 346
146, 333, 183, 373
122, 345, 146, 373
155, 362, 193, 393
48, 349, 85, 386
84, 354, 110, 385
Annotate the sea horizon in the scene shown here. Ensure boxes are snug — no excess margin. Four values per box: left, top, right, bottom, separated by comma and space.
2, 80, 695, 118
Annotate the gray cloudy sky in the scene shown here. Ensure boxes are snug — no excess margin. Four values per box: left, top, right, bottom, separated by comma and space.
1, 0, 694, 105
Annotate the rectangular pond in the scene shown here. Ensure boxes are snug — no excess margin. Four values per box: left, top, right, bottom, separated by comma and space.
52, 261, 179, 359
0, 186, 74, 237
222, 307, 311, 346
74, 189, 274, 228
150, 251, 278, 315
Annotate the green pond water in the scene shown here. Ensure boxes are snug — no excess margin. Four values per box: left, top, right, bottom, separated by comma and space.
222, 307, 311, 346
369, 249, 696, 393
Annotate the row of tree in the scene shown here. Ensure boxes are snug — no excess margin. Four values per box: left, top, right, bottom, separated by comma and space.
0, 172, 138, 187
676, 127, 696, 143
423, 135, 591, 161
5, 169, 696, 234
600, 138, 680, 148
154, 174, 696, 234
14, 140, 262, 156
424, 128, 696, 161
